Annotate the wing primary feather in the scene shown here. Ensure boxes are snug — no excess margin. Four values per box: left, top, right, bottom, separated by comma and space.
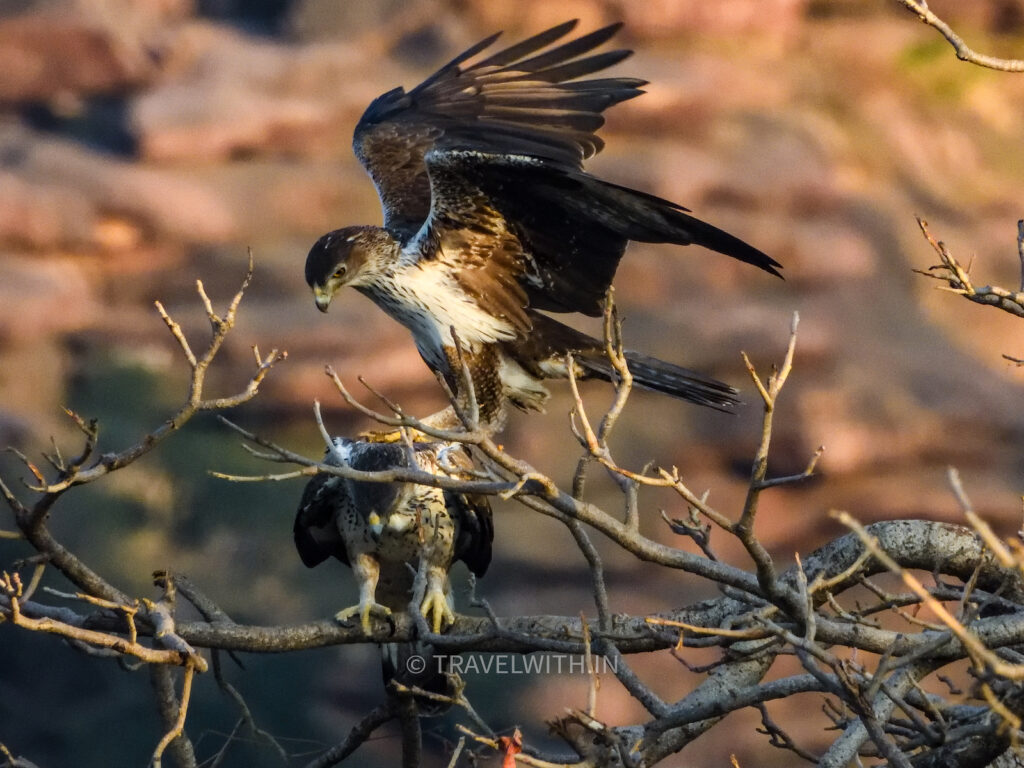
525, 50, 635, 83
411, 31, 505, 93
353, 21, 640, 241
558, 77, 648, 91
509, 23, 628, 73
470, 19, 580, 68
477, 84, 643, 116
480, 105, 605, 130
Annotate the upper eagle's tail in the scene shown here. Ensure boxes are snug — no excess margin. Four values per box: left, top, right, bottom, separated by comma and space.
516, 312, 740, 411
576, 347, 739, 411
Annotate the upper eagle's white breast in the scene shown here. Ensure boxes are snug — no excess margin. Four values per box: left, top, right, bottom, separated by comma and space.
374, 260, 518, 353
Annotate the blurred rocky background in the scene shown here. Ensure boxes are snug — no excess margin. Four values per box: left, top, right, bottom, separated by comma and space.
2, 0, 1024, 766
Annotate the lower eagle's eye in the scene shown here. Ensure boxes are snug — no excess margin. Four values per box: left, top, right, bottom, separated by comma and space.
332, 266, 347, 280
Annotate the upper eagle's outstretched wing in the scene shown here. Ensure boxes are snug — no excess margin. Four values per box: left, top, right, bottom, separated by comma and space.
353, 20, 644, 241
412, 147, 781, 325
353, 22, 781, 324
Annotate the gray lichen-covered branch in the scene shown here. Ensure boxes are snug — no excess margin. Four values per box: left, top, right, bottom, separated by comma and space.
5, 261, 1024, 768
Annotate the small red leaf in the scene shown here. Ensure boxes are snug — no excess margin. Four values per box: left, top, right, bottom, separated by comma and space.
498, 727, 523, 768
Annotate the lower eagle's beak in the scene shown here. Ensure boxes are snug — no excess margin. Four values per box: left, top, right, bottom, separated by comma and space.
367, 511, 383, 541
313, 286, 332, 313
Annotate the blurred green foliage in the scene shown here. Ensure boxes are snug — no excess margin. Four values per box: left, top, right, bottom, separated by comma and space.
897, 36, 992, 101
0, 353, 370, 766
1, 349, 557, 767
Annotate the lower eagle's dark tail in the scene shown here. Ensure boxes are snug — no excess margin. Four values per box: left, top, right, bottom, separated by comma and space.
381, 642, 453, 716
577, 348, 740, 412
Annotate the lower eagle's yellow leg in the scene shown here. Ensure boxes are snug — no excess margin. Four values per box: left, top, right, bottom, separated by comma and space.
419, 566, 455, 634
335, 601, 392, 635
335, 553, 392, 634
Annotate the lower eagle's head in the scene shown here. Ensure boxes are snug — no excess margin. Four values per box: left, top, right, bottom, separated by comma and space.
304, 225, 394, 312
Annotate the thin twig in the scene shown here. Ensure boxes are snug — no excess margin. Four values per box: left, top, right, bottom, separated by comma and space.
915, 217, 1024, 318
733, 312, 804, 605
153, 663, 197, 768
150, 664, 198, 768
303, 702, 399, 768
895, 0, 1024, 71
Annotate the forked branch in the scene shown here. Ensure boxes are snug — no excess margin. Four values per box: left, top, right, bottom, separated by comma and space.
915, 217, 1024, 319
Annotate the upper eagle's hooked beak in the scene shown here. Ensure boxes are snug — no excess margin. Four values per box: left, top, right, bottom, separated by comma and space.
313, 286, 332, 313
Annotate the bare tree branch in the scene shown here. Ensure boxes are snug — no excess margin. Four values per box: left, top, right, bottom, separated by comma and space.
302, 702, 399, 768
895, 0, 1024, 71
150, 664, 198, 768
8, 243, 1024, 768
915, 217, 1024, 318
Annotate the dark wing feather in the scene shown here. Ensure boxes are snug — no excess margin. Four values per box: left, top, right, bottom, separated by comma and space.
353, 20, 644, 241
466, 20, 577, 68
450, 491, 493, 577
420, 148, 780, 323
502, 24, 625, 73
293, 473, 347, 568
433, 445, 493, 577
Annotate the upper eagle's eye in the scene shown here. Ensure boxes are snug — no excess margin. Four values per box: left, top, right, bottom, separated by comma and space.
332, 266, 347, 280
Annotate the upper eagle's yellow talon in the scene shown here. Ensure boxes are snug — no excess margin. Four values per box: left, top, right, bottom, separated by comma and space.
359, 427, 436, 443
358, 428, 405, 443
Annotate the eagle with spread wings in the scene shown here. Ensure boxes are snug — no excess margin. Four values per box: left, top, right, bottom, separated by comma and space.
305, 20, 781, 432
293, 437, 492, 635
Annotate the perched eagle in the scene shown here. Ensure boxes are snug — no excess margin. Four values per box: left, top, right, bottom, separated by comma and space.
293, 437, 492, 635
305, 20, 782, 432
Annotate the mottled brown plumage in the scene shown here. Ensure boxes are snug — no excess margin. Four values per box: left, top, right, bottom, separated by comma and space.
305, 21, 782, 432
294, 438, 492, 633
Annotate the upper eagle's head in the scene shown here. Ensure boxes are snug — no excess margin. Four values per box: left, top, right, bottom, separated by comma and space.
305, 226, 393, 312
